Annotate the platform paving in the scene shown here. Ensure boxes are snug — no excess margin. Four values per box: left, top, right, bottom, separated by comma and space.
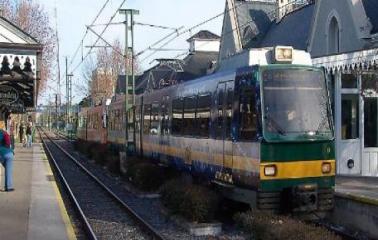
0, 143, 76, 240
336, 176, 378, 205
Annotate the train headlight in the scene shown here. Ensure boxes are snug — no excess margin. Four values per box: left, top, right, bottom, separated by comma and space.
274, 46, 293, 63
322, 162, 332, 174
264, 165, 277, 177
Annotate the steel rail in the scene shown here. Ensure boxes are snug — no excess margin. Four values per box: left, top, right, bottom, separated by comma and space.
39, 127, 166, 240
38, 128, 98, 240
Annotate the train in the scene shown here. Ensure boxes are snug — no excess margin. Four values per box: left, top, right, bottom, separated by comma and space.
77, 46, 335, 215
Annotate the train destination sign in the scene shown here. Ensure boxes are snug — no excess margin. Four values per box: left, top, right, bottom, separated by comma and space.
0, 86, 19, 104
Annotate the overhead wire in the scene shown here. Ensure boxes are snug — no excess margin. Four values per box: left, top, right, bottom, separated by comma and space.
138, 2, 239, 64
140, 0, 310, 64
72, 0, 128, 73
69, 0, 112, 68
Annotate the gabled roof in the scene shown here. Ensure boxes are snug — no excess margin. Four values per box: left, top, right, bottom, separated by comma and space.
135, 50, 219, 93
0, 16, 40, 46
235, 0, 276, 49
260, 4, 315, 50
361, 0, 378, 34
187, 30, 220, 42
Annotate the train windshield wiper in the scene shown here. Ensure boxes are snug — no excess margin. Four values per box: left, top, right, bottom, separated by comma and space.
264, 115, 286, 136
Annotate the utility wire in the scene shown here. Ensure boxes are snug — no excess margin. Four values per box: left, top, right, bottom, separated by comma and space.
140, 0, 310, 64
72, 0, 127, 73
86, 25, 125, 57
69, 0, 112, 68
134, 22, 179, 30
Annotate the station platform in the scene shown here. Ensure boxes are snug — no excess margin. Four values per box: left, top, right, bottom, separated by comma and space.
0, 143, 76, 240
336, 176, 378, 205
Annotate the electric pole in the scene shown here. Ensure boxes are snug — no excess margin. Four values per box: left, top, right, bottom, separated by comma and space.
119, 8, 139, 158
65, 57, 73, 131
54, 7, 61, 129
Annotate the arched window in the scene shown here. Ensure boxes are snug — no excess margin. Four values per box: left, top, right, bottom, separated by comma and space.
328, 17, 340, 54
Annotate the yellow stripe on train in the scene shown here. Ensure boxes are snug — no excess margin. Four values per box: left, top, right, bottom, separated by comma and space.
260, 160, 336, 180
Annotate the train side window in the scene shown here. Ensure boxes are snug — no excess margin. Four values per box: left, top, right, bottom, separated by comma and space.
216, 90, 224, 139
136, 105, 141, 132
239, 89, 257, 140
183, 96, 197, 136
161, 102, 169, 135
226, 89, 233, 140
143, 104, 151, 134
197, 94, 211, 138
151, 103, 160, 135
172, 98, 183, 135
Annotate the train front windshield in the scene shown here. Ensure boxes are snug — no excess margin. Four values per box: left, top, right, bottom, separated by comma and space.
262, 67, 333, 142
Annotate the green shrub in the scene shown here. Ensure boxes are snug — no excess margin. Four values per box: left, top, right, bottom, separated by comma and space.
106, 154, 120, 174
234, 210, 341, 240
92, 143, 107, 165
160, 179, 188, 213
160, 179, 220, 223
128, 162, 164, 191
180, 185, 219, 222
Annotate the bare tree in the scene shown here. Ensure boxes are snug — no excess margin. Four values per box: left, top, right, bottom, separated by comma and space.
79, 55, 96, 96
0, 0, 57, 95
85, 39, 141, 104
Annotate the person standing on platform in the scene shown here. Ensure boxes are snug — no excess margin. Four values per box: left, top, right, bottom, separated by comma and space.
0, 123, 14, 192
6, 116, 15, 150
19, 122, 24, 144
26, 121, 32, 148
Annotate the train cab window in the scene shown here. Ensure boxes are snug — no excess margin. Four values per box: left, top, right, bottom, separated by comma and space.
239, 89, 257, 140
172, 98, 183, 135
197, 95, 211, 138
143, 104, 151, 134
151, 103, 160, 135
183, 96, 197, 136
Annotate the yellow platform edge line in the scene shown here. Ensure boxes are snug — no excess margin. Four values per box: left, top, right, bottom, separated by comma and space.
335, 191, 378, 207
40, 144, 77, 240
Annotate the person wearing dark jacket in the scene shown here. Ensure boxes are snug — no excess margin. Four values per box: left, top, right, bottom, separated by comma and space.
19, 122, 24, 144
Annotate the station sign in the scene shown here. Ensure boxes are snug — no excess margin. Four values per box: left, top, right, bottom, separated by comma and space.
0, 85, 19, 104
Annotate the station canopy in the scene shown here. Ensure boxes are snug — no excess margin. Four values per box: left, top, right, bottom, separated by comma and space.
0, 16, 43, 114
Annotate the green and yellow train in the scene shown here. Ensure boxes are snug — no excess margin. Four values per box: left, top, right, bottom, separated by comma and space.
79, 46, 335, 214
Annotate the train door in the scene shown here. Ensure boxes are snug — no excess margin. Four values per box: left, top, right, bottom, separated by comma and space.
215, 81, 234, 181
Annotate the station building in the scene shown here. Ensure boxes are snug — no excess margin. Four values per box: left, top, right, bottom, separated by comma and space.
220, 0, 378, 176
0, 15, 42, 121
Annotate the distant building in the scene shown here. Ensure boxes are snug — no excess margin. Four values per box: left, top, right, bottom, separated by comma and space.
134, 30, 221, 93
90, 68, 117, 106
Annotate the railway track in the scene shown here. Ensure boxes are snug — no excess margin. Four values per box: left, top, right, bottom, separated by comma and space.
38, 127, 166, 240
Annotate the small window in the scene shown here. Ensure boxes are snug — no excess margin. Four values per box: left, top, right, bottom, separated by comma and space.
342, 74, 358, 89
197, 95, 211, 138
240, 89, 257, 140
151, 103, 159, 135
342, 94, 359, 139
183, 96, 197, 136
143, 104, 151, 134
172, 99, 183, 135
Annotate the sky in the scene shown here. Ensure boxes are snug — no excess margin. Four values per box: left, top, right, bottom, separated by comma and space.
36, 0, 226, 104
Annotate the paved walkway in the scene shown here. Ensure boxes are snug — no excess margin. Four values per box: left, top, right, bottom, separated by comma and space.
336, 176, 378, 205
0, 143, 76, 240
